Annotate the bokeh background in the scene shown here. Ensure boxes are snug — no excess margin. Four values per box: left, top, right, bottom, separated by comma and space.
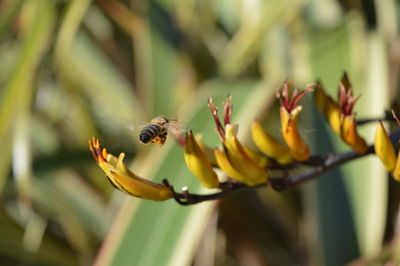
1, 0, 400, 265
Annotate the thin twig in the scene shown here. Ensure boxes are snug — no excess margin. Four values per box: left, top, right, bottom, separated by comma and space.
357, 111, 394, 125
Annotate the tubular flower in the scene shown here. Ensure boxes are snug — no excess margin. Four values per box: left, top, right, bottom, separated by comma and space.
314, 73, 368, 154
251, 120, 293, 164
314, 82, 341, 135
88, 137, 173, 201
223, 124, 268, 185
278, 83, 312, 161
184, 131, 219, 188
337, 74, 368, 154
374, 122, 396, 171
341, 115, 368, 154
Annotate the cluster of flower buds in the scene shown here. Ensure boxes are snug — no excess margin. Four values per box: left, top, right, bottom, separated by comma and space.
89, 75, 400, 202
183, 96, 271, 187
314, 73, 368, 154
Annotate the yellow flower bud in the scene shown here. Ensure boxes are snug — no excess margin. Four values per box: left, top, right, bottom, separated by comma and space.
314, 84, 341, 135
195, 136, 217, 167
184, 131, 219, 188
341, 115, 368, 154
223, 124, 269, 185
280, 106, 310, 161
325, 98, 342, 135
374, 122, 396, 171
251, 120, 293, 164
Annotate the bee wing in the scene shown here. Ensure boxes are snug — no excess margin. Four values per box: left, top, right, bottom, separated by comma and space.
163, 119, 186, 137
128, 121, 148, 132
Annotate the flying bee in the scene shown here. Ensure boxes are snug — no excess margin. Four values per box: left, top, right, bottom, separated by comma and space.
138, 116, 183, 146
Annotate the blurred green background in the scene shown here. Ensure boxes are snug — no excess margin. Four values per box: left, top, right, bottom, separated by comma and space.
1, 0, 400, 265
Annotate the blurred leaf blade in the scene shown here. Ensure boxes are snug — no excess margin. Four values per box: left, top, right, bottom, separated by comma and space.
0, 0, 55, 194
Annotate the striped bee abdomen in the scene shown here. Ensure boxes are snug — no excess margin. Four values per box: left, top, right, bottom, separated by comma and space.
139, 124, 162, 144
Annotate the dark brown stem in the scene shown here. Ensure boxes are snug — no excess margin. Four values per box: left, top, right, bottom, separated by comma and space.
357, 111, 394, 125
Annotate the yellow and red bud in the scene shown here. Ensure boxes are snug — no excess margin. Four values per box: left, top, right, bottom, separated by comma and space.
374, 122, 396, 171
184, 131, 219, 188
223, 124, 269, 185
325, 98, 342, 135
341, 115, 368, 154
251, 120, 293, 164
280, 106, 310, 161
89, 137, 173, 201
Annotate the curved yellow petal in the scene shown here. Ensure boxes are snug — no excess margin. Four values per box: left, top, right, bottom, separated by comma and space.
223, 124, 268, 185
341, 115, 368, 154
184, 131, 219, 188
195, 136, 218, 167
314, 84, 341, 135
326, 98, 341, 135
374, 122, 396, 171
251, 120, 293, 164
280, 106, 310, 161
214, 149, 259, 186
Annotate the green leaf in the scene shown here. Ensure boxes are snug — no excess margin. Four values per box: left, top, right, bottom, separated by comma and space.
0, 0, 54, 193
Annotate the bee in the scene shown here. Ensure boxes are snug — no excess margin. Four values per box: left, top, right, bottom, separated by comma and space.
139, 116, 182, 146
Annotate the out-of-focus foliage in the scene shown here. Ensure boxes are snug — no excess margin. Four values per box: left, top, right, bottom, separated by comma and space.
0, 0, 400, 265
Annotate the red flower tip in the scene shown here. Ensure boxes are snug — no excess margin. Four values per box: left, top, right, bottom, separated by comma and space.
223, 94, 233, 126
277, 82, 313, 113
338, 73, 360, 116
208, 96, 225, 140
